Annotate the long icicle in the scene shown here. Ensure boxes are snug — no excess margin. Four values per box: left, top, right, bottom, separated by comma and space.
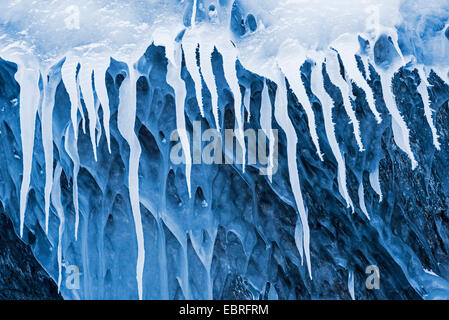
199, 41, 220, 130
273, 68, 312, 279
259, 80, 275, 182
117, 64, 145, 300
52, 163, 65, 292
378, 68, 417, 169
42, 65, 60, 234
94, 62, 112, 153
417, 66, 440, 150
64, 125, 80, 240
278, 43, 323, 161
79, 63, 98, 161
216, 41, 246, 171
183, 39, 204, 117
310, 56, 353, 210
377, 32, 417, 169
332, 35, 382, 123
17, 64, 40, 237
61, 57, 80, 140
166, 45, 192, 198
326, 51, 364, 151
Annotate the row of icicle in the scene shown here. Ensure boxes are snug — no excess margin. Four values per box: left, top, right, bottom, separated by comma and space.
9, 27, 448, 299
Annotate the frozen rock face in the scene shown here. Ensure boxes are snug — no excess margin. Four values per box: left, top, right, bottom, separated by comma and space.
0, 212, 62, 300
0, 0, 449, 300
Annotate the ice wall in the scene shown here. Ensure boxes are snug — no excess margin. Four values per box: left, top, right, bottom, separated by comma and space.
0, 0, 449, 299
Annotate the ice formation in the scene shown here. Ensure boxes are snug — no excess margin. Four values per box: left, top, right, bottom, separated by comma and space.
0, 0, 449, 300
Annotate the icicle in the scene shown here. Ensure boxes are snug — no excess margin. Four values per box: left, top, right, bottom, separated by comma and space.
273, 68, 312, 279
154, 28, 192, 197
348, 271, 355, 300
294, 220, 304, 266
183, 39, 204, 117
358, 182, 370, 220
191, 0, 197, 27
259, 81, 275, 182
332, 35, 382, 123
326, 50, 364, 151
166, 45, 192, 198
243, 86, 251, 122
199, 41, 220, 130
17, 65, 40, 237
93, 62, 112, 153
51, 163, 64, 292
372, 31, 417, 168
278, 42, 323, 161
42, 64, 61, 234
79, 63, 98, 161
216, 40, 246, 171
310, 55, 353, 210
378, 68, 417, 169
61, 57, 80, 140
369, 165, 383, 202
389, 30, 406, 64
64, 125, 80, 240
361, 55, 372, 81
117, 64, 145, 300
417, 66, 440, 150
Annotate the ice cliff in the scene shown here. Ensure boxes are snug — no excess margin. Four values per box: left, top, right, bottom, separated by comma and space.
0, 0, 449, 299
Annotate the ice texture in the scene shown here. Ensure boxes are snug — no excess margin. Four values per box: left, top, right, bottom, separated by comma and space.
0, 0, 449, 300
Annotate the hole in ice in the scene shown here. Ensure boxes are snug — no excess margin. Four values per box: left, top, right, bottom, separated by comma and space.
246, 14, 257, 32
374, 34, 401, 68
28, 230, 36, 246
194, 187, 208, 211
115, 73, 125, 87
